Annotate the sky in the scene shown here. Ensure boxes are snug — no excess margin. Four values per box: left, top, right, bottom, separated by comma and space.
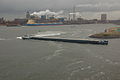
0, 0, 120, 20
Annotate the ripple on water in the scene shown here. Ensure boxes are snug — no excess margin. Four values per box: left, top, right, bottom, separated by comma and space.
90, 71, 108, 80
0, 38, 6, 40
65, 59, 93, 79
66, 60, 84, 68
41, 42, 64, 61
95, 55, 120, 65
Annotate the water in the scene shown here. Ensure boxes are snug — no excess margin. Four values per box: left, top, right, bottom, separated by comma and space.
0, 24, 120, 80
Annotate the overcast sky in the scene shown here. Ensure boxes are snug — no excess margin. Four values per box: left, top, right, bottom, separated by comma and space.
0, 0, 120, 20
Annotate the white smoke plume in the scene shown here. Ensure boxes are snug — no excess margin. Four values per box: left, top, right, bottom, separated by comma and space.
31, 9, 64, 18
69, 12, 81, 17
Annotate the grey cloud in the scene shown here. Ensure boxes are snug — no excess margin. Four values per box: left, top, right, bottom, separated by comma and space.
0, 0, 120, 16
0, 0, 120, 11
76, 2, 120, 12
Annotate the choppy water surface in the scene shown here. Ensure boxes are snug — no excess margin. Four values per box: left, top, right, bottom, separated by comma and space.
0, 24, 120, 80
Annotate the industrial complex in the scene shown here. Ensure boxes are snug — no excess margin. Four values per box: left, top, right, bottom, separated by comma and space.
0, 9, 120, 26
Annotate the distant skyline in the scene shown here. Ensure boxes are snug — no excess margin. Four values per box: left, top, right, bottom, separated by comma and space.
1, 0, 120, 20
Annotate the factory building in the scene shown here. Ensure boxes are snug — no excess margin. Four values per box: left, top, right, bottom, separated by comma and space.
101, 14, 107, 21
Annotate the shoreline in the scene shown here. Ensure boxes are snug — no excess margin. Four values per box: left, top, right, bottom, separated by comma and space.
89, 32, 120, 39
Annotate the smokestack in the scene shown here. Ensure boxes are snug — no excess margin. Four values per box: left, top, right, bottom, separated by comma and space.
73, 6, 76, 21
26, 11, 30, 19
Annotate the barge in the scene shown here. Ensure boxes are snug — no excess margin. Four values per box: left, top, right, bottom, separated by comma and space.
22, 35, 108, 45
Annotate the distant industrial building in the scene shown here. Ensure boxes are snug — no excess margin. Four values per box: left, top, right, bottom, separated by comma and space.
26, 11, 31, 19
0, 17, 6, 25
0, 17, 5, 23
14, 18, 28, 25
27, 13, 65, 24
101, 14, 107, 21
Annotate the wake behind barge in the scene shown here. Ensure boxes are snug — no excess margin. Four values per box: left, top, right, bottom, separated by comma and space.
22, 35, 108, 45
